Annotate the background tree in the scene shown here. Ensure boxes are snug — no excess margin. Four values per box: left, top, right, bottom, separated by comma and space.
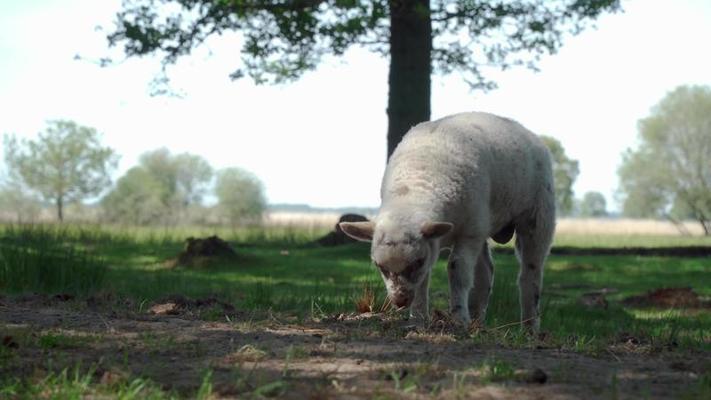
103, 148, 213, 224
3, 121, 118, 221
578, 191, 607, 217
139, 148, 214, 210
138, 148, 178, 210
618, 85, 711, 235
107, 0, 619, 158
540, 135, 579, 216
215, 167, 267, 226
174, 153, 214, 208
0, 180, 43, 223
101, 167, 167, 225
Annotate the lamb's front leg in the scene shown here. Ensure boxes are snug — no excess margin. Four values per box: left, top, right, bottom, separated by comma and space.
447, 239, 482, 324
409, 268, 431, 323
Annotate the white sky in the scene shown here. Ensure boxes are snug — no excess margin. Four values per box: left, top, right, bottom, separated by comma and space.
1, 0, 710, 210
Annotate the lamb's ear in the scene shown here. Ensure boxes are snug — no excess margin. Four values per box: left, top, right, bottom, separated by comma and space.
421, 222, 453, 239
339, 221, 376, 242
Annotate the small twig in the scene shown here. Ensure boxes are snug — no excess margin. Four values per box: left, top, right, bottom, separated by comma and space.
606, 348, 622, 363
94, 312, 114, 333
488, 315, 541, 331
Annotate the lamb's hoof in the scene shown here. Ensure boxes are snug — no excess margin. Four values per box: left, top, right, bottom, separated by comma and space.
522, 320, 540, 336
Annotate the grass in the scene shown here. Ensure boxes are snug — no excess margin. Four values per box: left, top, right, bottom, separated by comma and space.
0, 225, 107, 296
1, 223, 709, 336
0, 223, 710, 398
476, 358, 517, 383
0, 365, 175, 400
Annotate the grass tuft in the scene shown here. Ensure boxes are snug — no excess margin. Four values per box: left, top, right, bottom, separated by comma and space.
0, 224, 107, 296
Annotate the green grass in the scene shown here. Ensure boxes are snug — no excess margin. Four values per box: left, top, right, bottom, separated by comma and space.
0, 365, 176, 400
0, 225, 107, 296
1, 223, 710, 397
1, 224, 709, 340
476, 358, 517, 383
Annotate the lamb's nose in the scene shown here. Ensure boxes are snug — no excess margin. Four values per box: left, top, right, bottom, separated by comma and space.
392, 294, 411, 308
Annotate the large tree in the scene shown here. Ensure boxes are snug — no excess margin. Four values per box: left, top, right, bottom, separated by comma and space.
578, 191, 606, 217
215, 167, 267, 226
540, 135, 579, 216
3, 121, 118, 221
138, 149, 214, 209
101, 166, 167, 225
618, 85, 711, 235
102, 148, 214, 223
107, 0, 619, 158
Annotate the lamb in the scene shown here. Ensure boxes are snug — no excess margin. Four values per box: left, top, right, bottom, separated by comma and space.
340, 111, 555, 331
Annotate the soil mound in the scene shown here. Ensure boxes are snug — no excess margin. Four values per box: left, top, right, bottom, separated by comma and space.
622, 287, 709, 308
316, 214, 370, 246
166, 235, 238, 268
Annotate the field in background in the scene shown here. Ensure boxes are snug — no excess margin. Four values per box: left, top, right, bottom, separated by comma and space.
0, 221, 709, 398
265, 212, 711, 248
266, 212, 707, 236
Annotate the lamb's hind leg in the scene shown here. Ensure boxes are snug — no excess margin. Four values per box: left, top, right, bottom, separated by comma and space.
468, 242, 494, 325
515, 209, 555, 332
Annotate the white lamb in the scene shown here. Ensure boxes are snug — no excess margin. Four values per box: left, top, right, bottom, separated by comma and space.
340, 111, 555, 331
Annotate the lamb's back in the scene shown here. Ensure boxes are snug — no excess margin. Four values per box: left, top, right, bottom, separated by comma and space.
383, 112, 552, 227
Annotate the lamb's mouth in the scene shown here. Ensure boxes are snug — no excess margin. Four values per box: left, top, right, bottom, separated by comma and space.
390, 291, 413, 308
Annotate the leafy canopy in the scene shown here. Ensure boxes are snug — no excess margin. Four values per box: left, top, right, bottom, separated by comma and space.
540, 135, 579, 216
618, 85, 711, 234
578, 191, 606, 217
107, 0, 620, 90
101, 167, 167, 225
3, 121, 118, 221
138, 148, 214, 208
215, 167, 267, 225
102, 148, 213, 224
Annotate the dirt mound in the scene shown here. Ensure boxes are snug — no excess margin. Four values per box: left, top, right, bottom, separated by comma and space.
316, 213, 370, 246
166, 235, 238, 268
622, 287, 709, 308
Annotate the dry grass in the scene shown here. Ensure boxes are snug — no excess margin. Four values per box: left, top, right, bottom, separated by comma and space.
555, 218, 705, 236
354, 284, 377, 314
265, 213, 706, 237
263, 211, 343, 229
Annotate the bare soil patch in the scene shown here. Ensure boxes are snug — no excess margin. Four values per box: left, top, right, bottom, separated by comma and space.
622, 287, 711, 309
1, 295, 709, 399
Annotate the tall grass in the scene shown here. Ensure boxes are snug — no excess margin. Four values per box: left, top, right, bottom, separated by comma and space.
1, 222, 709, 351
0, 225, 106, 296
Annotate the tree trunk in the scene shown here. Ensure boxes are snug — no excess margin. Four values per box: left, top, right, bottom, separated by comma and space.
387, 0, 432, 160
664, 214, 691, 236
699, 218, 710, 236
56, 196, 64, 222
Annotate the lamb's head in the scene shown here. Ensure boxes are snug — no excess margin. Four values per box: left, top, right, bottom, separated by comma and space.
340, 217, 452, 309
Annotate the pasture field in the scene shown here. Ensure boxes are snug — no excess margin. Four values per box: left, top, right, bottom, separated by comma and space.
0, 222, 710, 399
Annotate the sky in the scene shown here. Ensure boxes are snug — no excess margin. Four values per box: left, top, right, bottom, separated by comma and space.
1, 0, 710, 210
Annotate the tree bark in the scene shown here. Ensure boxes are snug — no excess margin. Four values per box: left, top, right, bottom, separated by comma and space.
56, 196, 64, 222
699, 218, 710, 236
387, 0, 432, 160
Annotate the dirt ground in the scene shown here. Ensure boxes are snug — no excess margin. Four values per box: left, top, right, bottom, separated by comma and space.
1, 295, 709, 399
